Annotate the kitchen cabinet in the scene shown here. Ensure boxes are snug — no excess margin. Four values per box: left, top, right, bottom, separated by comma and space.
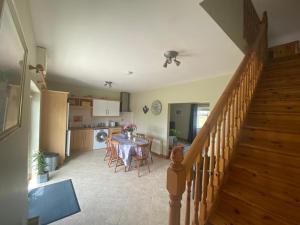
93, 99, 120, 116
40, 90, 69, 165
70, 129, 93, 152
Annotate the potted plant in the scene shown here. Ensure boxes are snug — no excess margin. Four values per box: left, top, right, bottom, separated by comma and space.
123, 124, 137, 139
33, 151, 49, 183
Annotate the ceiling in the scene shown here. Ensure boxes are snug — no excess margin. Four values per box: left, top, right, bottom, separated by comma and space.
29, 0, 243, 92
252, 0, 300, 46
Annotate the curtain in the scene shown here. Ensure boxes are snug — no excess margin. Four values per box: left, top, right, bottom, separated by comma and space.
188, 104, 198, 143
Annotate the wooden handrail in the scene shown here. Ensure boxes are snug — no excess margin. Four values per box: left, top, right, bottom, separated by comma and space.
182, 12, 267, 173
166, 1, 268, 224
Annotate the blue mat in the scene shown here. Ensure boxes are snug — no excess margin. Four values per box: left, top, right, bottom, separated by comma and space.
28, 179, 81, 225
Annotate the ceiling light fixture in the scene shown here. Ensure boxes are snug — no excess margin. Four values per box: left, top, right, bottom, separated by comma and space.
163, 51, 181, 68
104, 81, 113, 88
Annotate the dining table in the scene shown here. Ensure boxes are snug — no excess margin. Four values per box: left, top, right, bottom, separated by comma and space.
112, 134, 149, 166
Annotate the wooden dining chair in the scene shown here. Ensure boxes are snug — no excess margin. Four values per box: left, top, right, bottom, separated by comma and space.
136, 133, 146, 139
146, 135, 154, 163
104, 136, 112, 161
109, 140, 126, 172
131, 143, 151, 177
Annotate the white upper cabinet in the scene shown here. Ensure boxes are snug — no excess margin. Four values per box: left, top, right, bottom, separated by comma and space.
93, 99, 120, 116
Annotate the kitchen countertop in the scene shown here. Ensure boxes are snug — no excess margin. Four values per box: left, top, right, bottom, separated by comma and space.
69, 126, 122, 130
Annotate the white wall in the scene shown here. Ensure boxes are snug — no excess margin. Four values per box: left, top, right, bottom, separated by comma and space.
131, 75, 231, 156
0, 0, 38, 224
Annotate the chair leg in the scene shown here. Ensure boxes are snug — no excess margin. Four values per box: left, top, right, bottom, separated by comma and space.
115, 158, 119, 173
147, 159, 150, 173
137, 160, 141, 177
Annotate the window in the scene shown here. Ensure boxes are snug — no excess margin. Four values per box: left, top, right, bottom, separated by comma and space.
196, 107, 210, 129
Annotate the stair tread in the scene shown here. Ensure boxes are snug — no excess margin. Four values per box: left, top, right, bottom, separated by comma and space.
237, 144, 300, 168
222, 180, 300, 224
232, 157, 300, 188
239, 142, 300, 157
243, 125, 300, 134
210, 192, 294, 225
239, 127, 300, 155
229, 165, 300, 208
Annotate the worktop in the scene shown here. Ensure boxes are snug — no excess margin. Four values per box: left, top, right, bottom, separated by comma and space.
69, 126, 122, 130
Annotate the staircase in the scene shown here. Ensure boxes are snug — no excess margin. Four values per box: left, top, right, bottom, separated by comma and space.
208, 54, 300, 225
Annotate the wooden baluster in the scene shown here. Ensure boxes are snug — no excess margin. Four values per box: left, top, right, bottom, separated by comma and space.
192, 155, 202, 225
207, 128, 216, 207
230, 93, 235, 152
185, 168, 193, 225
214, 118, 221, 190
225, 99, 231, 166
200, 137, 210, 224
167, 146, 186, 225
220, 106, 227, 173
242, 76, 247, 121
233, 90, 238, 142
240, 77, 245, 123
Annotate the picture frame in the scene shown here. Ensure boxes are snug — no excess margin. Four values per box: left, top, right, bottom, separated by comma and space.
0, 0, 28, 141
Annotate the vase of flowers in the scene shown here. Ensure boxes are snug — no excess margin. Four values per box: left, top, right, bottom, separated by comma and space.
123, 124, 137, 139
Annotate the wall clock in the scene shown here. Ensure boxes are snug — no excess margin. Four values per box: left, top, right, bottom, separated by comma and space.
151, 100, 162, 115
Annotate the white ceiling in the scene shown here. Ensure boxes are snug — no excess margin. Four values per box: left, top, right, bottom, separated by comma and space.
29, 0, 243, 92
252, 0, 300, 46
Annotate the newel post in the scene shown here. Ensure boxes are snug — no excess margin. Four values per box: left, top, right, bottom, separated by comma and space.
167, 146, 186, 225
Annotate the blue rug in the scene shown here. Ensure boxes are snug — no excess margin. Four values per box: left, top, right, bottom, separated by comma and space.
28, 179, 81, 225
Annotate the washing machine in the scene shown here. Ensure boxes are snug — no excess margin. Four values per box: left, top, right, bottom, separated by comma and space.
93, 128, 109, 149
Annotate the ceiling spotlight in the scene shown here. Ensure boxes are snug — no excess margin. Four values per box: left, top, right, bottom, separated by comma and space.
163, 61, 168, 68
174, 58, 181, 66
163, 50, 181, 68
104, 81, 112, 88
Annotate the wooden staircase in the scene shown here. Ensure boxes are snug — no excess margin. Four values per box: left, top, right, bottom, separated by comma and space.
208, 54, 300, 225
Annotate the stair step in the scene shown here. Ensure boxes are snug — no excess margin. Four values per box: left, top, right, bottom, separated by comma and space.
232, 156, 300, 188
239, 127, 300, 156
210, 192, 293, 225
249, 101, 300, 113
244, 113, 300, 133
222, 180, 300, 224
265, 60, 300, 71
255, 87, 300, 93
237, 144, 300, 169
229, 165, 300, 208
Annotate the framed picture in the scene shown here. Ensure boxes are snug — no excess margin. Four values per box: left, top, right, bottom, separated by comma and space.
0, 0, 28, 140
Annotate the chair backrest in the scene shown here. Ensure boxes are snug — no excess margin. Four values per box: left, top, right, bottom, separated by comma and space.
136, 133, 146, 139
146, 135, 153, 152
111, 140, 120, 157
106, 136, 112, 148
137, 143, 150, 158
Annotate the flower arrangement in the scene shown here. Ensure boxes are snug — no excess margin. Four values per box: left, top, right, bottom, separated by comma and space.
123, 124, 137, 133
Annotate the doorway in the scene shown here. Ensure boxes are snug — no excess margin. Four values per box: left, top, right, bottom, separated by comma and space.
168, 103, 210, 154
28, 81, 41, 181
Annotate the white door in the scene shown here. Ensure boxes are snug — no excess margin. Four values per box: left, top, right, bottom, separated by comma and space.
93, 99, 108, 116
107, 101, 120, 116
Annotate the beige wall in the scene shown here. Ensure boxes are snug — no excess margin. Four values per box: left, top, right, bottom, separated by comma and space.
0, 0, 39, 224
131, 75, 231, 156
48, 80, 120, 100
201, 0, 247, 52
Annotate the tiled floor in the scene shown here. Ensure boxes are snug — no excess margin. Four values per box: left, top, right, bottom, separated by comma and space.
43, 150, 170, 225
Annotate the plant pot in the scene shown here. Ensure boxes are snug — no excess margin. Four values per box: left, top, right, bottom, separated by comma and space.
36, 172, 49, 184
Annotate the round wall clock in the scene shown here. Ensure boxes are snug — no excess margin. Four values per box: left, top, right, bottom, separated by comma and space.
151, 100, 162, 115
